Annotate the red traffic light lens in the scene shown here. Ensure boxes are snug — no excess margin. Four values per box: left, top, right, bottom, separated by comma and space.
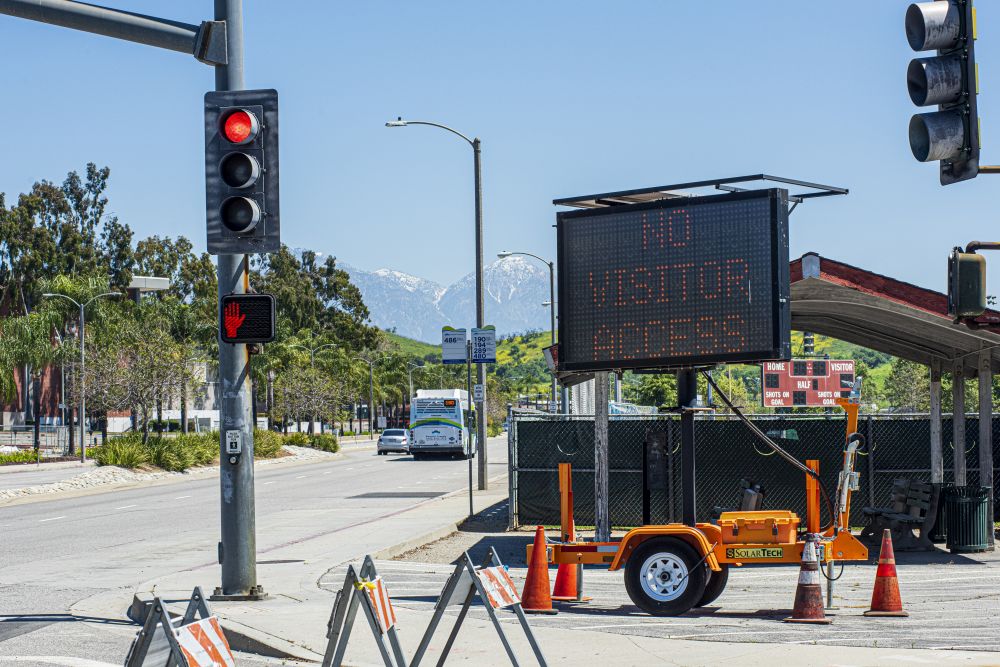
222, 109, 258, 144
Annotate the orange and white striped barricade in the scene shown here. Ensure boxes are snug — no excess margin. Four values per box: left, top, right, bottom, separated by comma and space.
124, 586, 235, 667
410, 547, 548, 667
323, 555, 407, 667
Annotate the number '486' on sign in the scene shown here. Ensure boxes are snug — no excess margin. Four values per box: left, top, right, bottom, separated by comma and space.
471, 327, 497, 364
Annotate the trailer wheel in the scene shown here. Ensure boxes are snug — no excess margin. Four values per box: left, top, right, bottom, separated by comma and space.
624, 538, 707, 616
696, 564, 729, 607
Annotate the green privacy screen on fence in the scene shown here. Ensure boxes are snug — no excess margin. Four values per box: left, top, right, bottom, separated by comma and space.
508, 412, 997, 529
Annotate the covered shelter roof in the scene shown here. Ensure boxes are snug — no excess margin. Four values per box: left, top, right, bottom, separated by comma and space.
791, 253, 1000, 376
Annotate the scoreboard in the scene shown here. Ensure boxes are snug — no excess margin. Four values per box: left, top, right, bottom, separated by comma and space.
761, 359, 856, 408
556, 189, 791, 372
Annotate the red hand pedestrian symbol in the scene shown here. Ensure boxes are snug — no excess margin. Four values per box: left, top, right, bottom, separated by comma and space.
224, 302, 246, 339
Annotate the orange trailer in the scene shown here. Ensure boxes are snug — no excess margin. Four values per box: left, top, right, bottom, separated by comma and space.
529, 382, 869, 616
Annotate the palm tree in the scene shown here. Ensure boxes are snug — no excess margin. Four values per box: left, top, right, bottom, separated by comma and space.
0, 310, 65, 449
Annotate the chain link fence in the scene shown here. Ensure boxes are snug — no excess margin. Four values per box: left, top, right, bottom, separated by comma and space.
0, 425, 71, 458
508, 410, 999, 529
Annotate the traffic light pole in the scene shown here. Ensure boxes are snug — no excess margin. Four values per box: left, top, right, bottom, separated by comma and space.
212, 0, 263, 601
0, 0, 262, 601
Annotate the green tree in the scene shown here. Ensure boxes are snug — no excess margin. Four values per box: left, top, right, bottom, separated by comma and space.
0, 310, 64, 407
883, 358, 930, 412
635, 373, 677, 409
254, 247, 377, 349
0, 164, 132, 313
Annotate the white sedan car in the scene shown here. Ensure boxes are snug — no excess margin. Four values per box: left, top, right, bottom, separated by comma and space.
377, 429, 410, 455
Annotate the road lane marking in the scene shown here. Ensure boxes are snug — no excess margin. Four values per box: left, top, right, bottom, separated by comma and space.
115, 504, 137, 510
4, 658, 121, 667
263, 481, 275, 485
174, 495, 191, 500
38, 516, 65, 522
323, 471, 333, 475
295, 475, 308, 479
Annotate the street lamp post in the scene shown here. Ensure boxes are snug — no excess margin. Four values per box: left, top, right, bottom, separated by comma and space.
356, 355, 377, 436
42, 291, 120, 462
407, 362, 423, 401
497, 251, 560, 411
387, 117, 489, 490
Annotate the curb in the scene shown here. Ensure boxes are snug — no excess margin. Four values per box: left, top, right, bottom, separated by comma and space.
372, 521, 461, 561
130, 593, 322, 662
0, 460, 97, 474
366, 470, 509, 562
0, 448, 344, 509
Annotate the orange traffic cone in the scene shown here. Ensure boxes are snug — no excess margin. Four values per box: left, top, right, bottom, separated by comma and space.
864, 529, 908, 617
521, 526, 557, 614
551, 519, 592, 603
552, 562, 591, 602
784, 536, 832, 624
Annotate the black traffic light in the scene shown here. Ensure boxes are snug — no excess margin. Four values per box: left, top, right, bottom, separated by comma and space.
947, 248, 986, 319
205, 89, 280, 254
906, 1, 979, 185
219, 293, 276, 344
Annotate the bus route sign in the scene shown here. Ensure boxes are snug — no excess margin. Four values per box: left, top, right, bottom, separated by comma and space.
556, 188, 791, 372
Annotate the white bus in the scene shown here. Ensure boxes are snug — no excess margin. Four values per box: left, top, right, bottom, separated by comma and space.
408, 396, 475, 459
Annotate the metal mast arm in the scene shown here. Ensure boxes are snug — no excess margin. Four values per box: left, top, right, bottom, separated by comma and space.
0, 0, 227, 64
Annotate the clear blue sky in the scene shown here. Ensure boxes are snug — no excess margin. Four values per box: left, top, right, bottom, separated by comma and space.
2, 1, 999, 293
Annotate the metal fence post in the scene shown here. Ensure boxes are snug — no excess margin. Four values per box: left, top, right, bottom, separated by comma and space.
867, 414, 875, 508
507, 403, 516, 530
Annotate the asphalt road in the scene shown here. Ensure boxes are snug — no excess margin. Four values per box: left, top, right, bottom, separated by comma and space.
0, 437, 507, 666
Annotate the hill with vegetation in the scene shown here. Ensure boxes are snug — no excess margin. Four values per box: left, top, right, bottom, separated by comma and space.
385, 328, 912, 410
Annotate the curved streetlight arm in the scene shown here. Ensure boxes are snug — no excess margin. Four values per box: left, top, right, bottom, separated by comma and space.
385, 118, 475, 147
497, 250, 552, 270
85, 292, 121, 308
42, 293, 81, 309
496, 250, 560, 410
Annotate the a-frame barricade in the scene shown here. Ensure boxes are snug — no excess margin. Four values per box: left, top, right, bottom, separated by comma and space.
410, 548, 548, 667
124, 586, 235, 667
323, 555, 407, 667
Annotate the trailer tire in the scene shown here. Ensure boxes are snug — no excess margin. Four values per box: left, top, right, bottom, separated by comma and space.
624, 537, 707, 616
696, 564, 729, 607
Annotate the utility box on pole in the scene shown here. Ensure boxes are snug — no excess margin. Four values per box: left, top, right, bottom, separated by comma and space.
205, 89, 280, 253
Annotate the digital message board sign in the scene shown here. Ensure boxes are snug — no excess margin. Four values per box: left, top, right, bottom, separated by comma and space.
762, 359, 855, 408
556, 188, 791, 372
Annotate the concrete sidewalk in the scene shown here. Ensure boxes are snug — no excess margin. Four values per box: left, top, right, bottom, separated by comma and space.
73, 459, 1000, 666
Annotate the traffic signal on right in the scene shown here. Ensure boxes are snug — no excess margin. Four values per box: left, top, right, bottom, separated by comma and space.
947, 248, 986, 319
205, 89, 280, 254
906, 1, 979, 185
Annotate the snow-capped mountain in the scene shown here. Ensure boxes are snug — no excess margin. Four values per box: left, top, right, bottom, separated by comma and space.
342, 256, 551, 342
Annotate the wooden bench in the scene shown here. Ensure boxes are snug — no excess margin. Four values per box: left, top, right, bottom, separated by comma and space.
861, 478, 941, 551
